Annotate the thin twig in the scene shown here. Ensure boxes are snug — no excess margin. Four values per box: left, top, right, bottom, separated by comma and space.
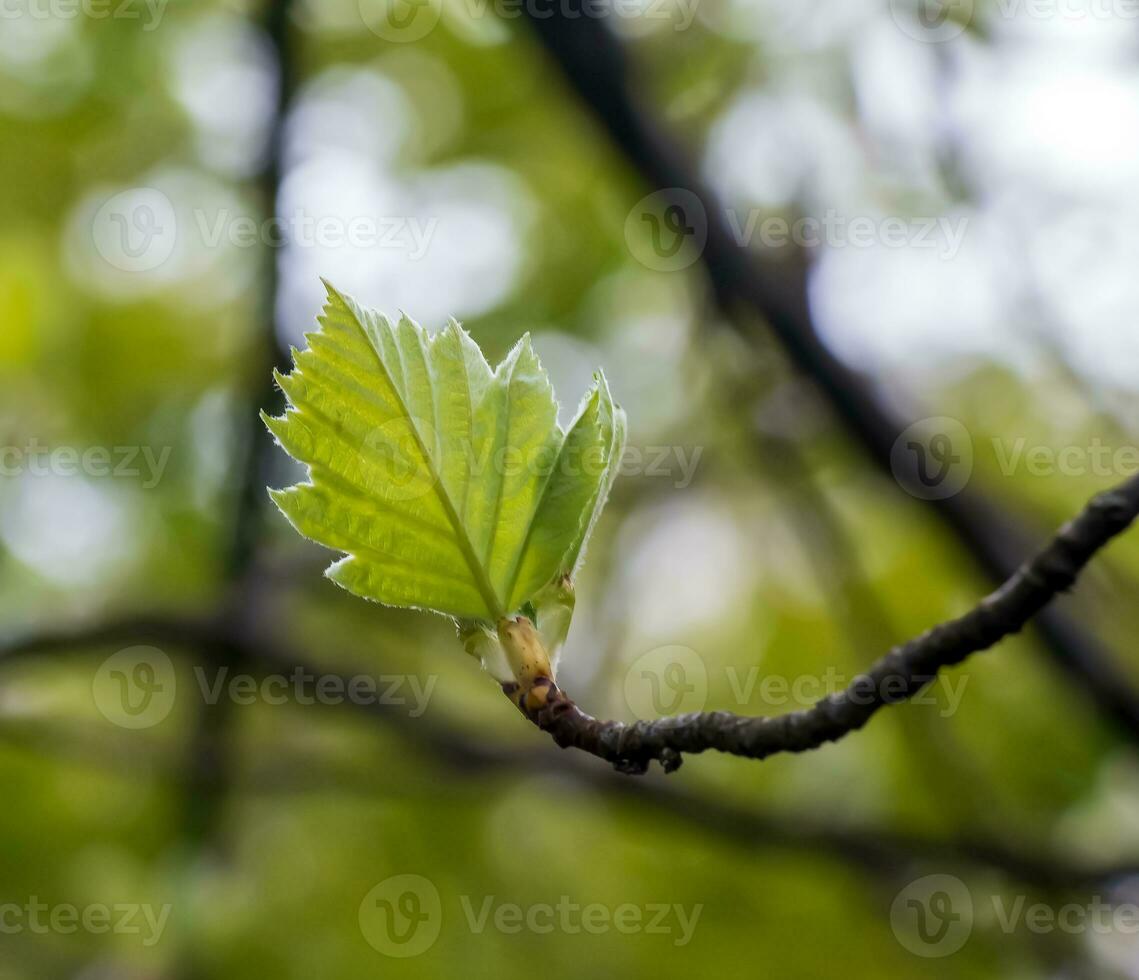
511, 474, 1139, 773
520, 12, 1139, 744
2, 611, 1136, 893
7, 475, 1139, 776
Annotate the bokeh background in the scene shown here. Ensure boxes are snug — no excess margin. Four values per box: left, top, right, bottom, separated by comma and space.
4, 0, 1139, 976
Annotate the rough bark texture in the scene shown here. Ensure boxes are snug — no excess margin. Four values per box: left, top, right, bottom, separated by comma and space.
519, 10, 1139, 746
506, 475, 1139, 774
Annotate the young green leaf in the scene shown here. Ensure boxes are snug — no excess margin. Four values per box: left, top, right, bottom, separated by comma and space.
264, 281, 626, 626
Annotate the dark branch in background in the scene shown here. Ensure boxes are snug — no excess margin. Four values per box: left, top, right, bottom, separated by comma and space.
2, 608, 1137, 896
512, 475, 1139, 773
173, 5, 297, 978
227, 0, 297, 578
520, 12, 1139, 743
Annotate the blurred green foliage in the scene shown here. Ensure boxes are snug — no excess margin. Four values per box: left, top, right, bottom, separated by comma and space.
2, 1, 1139, 978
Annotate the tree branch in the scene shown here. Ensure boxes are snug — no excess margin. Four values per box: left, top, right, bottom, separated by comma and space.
509, 474, 1139, 773
9, 475, 1139, 777
520, 13, 1139, 744
2, 608, 1136, 893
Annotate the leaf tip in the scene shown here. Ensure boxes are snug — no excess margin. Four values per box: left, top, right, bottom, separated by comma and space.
319, 278, 357, 323
396, 310, 428, 343
513, 331, 544, 372
593, 368, 624, 415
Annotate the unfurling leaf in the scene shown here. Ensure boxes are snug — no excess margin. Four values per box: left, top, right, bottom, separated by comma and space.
263, 282, 625, 673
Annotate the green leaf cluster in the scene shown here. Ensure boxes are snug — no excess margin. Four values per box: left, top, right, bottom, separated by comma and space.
265, 283, 625, 659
